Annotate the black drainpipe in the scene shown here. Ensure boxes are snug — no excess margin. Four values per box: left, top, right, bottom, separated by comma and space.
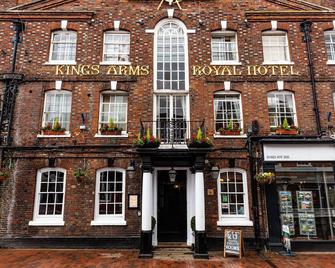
247, 130, 260, 251
11, 20, 25, 73
300, 20, 322, 136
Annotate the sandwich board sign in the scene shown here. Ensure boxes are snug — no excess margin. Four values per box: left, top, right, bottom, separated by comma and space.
224, 229, 244, 258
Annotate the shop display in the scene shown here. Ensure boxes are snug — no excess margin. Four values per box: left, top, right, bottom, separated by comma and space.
297, 191, 314, 212
279, 191, 293, 212
298, 213, 317, 236
281, 213, 295, 235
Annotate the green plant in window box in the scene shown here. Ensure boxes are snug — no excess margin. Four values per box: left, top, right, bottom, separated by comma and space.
273, 118, 299, 135
100, 118, 123, 135
73, 168, 92, 183
187, 128, 213, 148
218, 119, 242, 136
255, 172, 275, 185
42, 117, 66, 135
133, 128, 161, 148
0, 169, 10, 182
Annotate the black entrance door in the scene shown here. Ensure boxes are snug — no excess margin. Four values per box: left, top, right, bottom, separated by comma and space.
157, 170, 187, 242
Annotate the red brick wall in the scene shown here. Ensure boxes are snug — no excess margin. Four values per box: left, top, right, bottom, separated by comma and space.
0, 1, 335, 241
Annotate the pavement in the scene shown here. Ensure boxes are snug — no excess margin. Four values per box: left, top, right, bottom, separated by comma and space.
0, 249, 334, 268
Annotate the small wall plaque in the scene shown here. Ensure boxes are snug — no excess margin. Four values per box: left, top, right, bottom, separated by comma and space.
128, 194, 139, 209
207, 189, 214, 196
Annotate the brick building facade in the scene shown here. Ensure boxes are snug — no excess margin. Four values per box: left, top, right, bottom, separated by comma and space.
0, 0, 334, 257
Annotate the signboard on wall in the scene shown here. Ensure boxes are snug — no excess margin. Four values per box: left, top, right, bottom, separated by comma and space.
223, 229, 244, 258
263, 143, 335, 162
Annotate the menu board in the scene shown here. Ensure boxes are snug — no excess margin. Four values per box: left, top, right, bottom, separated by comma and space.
296, 191, 316, 236
298, 213, 317, 236
281, 214, 295, 235
224, 229, 244, 258
297, 191, 314, 212
279, 191, 293, 213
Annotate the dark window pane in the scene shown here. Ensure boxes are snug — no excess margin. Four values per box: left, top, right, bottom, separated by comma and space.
116, 183, 122, 191
100, 171, 107, 182
48, 183, 55, 192
47, 204, 55, 215
230, 205, 236, 214
115, 193, 122, 202
56, 193, 63, 203
48, 193, 55, 203
115, 172, 122, 182
57, 172, 64, 182
56, 183, 63, 192
41, 172, 48, 182
40, 183, 48, 192
115, 204, 122, 214
108, 183, 115, 192
108, 171, 115, 181
99, 204, 106, 214
107, 204, 115, 214
100, 193, 106, 202
40, 193, 47, 203
49, 171, 56, 182
39, 205, 46, 215
100, 183, 107, 192
55, 204, 62, 215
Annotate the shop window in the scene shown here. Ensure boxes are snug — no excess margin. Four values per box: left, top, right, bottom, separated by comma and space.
98, 93, 127, 135
49, 30, 77, 63
217, 168, 253, 226
29, 168, 66, 226
275, 166, 335, 240
42, 90, 72, 133
91, 168, 126, 225
155, 19, 187, 91
262, 31, 290, 64
325, 31, 335, 63
267, 91, 297, 129
214, 92, 243, 135
102, 31, 130, 64
211, 31, 239, 64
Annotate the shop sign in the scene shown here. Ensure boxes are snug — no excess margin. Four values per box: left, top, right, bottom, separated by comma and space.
192, 65, 299, 76
263, 144, 335, 162
55, 65, 150, 76
223, 229, 244, 258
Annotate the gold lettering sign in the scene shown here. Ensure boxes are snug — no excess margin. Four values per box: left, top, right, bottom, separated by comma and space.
55, 65, 150, 76
192, 65, 299, 76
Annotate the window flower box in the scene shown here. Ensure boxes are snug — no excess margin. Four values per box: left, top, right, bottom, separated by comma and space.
187, 128, 213, 148
133, 128, 160, 148
100, 130, 122, 136
99, 118, 123, 136
273, 118, 299, 135
41, 118, 66, 135
0, 169, 10, 182
218, 120, 242, 136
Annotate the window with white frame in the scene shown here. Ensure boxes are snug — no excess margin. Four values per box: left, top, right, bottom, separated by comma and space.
49, 31, 77, 63
91, 168, 126, 225
214, 92, 243, 134
217, 168, 252, 226
42, 90, 72, 132
267, 91, 297, 128
325, 31, 335, 62
211, 31, 239, 63
29, 168, 66, 226
102, 31, 130, 63
156, 20, 187, 91
98, 93, 127, 134
262, 31, 290, 63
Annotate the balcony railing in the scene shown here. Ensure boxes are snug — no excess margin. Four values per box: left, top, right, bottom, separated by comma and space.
140, 119, 205, 145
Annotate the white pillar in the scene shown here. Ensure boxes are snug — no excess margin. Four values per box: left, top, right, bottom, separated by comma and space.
195, 171, 205, 231
142, 171, 152, 231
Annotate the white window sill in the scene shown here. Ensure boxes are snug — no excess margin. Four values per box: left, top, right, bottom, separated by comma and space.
99, 61, 131, 65
217, 218, 253, 227
94, 133, 128, 138
90, 220, 127, 226
159, 144, 188, 149
37, 134, 71, 138
262, 61, 294, 65
44, 61, 77, 65
214, 134, 247, 139
326, 60, 335, 65
29, 220, 65, 226
210, 61, 242, 66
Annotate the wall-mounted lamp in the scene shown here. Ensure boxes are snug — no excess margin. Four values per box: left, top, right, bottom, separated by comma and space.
126, 160, 136, 179
80, 113, 87, 130
198, 19, 204, 27
169, 167, 177, 183
211, 166, 220, 179
137, 19, 144, 25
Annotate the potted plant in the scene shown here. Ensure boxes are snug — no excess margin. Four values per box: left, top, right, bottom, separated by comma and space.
151, 216, 156, 232
218, 119, 241, 136
0, 169, 10, 182
187, 128, 213, 148
42, 117, 66, 135
73, 167, 91, 183
133, 128, 160, 148
274, 118, 299, 135
100, 118, 122, 135
256, 172, 275, 185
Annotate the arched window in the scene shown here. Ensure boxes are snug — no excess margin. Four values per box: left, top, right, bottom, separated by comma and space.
102, 31, 130, 63
214, 91, 243, 135
29, 168, 66, 226
267, 91, 297, 128
324, 30, 335, 63
91, 168, 126, 225
42, 90, 72, 134
217, 168, 252, 226
155, 19, 188, 91
49, 30, 77, 63
262, 30, 290, 63
211, 31, 239, 64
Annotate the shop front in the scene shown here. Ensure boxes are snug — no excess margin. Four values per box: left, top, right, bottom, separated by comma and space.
262, 140, 335, 251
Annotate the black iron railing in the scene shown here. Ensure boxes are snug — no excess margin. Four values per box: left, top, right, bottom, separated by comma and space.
140, 120, 205, 145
